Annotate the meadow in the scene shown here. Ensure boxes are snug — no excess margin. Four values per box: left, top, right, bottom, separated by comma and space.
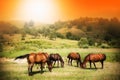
0, 48, 120, 80
0, 34, 120, 80
0, 61, 120, 80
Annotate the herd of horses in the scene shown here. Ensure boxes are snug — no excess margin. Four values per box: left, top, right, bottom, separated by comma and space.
15, 52, 106, 76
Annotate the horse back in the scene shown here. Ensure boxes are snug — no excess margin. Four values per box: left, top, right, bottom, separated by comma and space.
28, 52, 49, 63
88, 53, 106, 62
50, 53, 61, 60
68, 52, 80, 60
27, 53, 36, 63
35, 52, 48, 62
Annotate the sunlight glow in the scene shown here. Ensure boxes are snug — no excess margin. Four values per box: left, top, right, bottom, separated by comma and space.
16, 0, 59, 23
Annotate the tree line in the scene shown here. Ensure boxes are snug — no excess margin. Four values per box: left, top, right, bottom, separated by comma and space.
0, 17, 120, 52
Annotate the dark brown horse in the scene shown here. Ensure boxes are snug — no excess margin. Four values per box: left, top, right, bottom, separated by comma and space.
80, 53, 106, 69
49, 53, 64, 67
15, 52, 52, 76
67, 52, 81, 67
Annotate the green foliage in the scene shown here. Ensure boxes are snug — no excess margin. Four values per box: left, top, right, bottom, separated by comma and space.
21, 34, 26, 40
66, 32, 80, 40
66, 32, 72, 39
0, 34, 5, 44
100, 43, 110, 48
109, 39, 120, 48
78, 37, 89, 48
0, 43, 3, 52
88, 37, 95, 46
56, 32, 65, 39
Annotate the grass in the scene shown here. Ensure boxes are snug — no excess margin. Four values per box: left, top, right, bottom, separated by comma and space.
0, 35, 120, 80
0, 48, 120, 80
0, 61, 120, 80
0, 48, 120, 62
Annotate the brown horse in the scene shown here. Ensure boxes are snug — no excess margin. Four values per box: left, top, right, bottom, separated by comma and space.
49, 53, 64, 67
80, 53, 106, 69
67, 52, 81, 67
15, 52, 52, 76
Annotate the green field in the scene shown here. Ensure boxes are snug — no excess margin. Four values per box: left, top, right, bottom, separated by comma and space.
0, 48, 120, 80
0, 59, 120, 80
0, 34, 120, 80
0, 48, 120, 62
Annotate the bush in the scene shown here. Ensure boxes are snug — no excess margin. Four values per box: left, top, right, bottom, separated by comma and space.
100, 43, 110, 48
56, 32, 65, 39
78, 37, 89, 48
82, 44, 89, 48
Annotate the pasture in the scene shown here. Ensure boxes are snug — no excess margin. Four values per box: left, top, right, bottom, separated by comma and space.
0, 48, 120, 80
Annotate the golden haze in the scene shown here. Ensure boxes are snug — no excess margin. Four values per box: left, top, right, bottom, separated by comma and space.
0, 0, 120, 23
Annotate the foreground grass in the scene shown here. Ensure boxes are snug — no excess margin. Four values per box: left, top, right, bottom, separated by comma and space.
0, 61, 120, 80
0, 48, 119, 80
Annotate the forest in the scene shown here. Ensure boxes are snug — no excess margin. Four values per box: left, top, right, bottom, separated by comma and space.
0, 17, 120, 52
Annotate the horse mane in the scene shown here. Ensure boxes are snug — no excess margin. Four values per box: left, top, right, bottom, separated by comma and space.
82, 54, 90, 64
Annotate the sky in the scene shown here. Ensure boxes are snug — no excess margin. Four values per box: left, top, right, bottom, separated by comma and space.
0, 0, 120, 23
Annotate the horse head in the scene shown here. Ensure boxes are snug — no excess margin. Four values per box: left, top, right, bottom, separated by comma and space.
80, 63, 86, 68
47, 57, 53, 72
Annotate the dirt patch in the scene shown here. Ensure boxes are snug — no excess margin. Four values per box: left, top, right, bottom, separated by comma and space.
0, 57, 27, 63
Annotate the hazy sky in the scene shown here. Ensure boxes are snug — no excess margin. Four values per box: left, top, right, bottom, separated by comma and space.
0, 0, 120, 23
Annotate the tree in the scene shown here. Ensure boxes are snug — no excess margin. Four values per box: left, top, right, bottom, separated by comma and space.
78, 37, 89, 48
66, 32, 72, 39
0, 34, 4, 52
49, 32, 57, 40
56, 32, 65, 39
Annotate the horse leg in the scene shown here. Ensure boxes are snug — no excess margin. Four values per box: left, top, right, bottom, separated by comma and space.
93, 62, 97, 69
61, 60, 64, 67
76, 60, 79, 67
89, 61, 92, 68
57, 60, 59, 67
43, 63, 46, 69
40, 63, 44, 72
28, 63, 34, 76
70, 59, 72, 66
54, 61, 56, 66
101, 61, 104, 69
68, 58, 70, 65
42, 63, 44, 69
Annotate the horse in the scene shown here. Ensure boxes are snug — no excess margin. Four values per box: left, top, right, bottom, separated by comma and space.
80, 53, 106, 69
49, 53, 64, 67
67, 52, 81, 67
15, 52, 52, 76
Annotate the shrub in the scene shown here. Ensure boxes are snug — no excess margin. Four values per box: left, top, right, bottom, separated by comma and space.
82, 44, 89, 48
78, 37, 89, 48
100, 43, 110, 48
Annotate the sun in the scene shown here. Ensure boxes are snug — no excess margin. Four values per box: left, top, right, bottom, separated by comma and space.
16, 0, 59, 23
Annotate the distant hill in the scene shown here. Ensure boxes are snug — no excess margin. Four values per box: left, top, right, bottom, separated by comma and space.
8, 20, 25, 28
57, 27, 85, 36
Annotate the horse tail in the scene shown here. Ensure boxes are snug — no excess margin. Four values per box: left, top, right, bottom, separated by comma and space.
14, 54, 29, 60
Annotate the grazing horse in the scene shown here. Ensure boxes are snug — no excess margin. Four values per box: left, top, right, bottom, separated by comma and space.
80, 53, 106, 69
15, 52, 52, 76
49, 53, 64, 67
67, 52, 81, 67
